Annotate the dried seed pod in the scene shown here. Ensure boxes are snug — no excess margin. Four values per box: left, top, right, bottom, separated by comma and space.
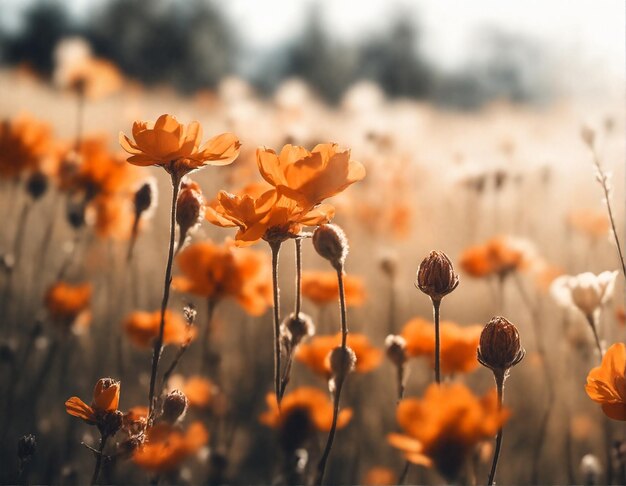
312, 224, 348, 270
385, 334, 407, 368
416, 251, 459, 301
477, 316, 525, 372
161, 389, 189, 423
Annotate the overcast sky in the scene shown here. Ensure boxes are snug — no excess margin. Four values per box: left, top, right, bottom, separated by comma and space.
3, 0, 624, 73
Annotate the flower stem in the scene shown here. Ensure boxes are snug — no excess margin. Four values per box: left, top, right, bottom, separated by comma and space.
586, 313, 604, 360
269, 241, 282, 407
432, 298, 441, 384
148, 173, 180, 419
294, 238, 302, 317
487, 369, 505, 486
90, 435, 107, 486
315, 267, 349, 485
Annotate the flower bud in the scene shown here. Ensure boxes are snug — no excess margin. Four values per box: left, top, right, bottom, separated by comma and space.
478, 316, 525, 371
17, 434, 36, 463
329, 345, 356, 383
385, 334, 407, 367
313, 224, 348, 270
176, 179, 205, 249
416, 251, 459, 301
281, 312, 315, 347
161, 389, 188, 423
134, 178, 157, 218
26, 172, 48, 200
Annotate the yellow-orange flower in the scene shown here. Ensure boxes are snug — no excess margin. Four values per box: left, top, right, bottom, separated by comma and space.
123, 310, 196, 348
296, 333, 382, 377
119, 114, 240, 177
256, 143, 365, 209
172, 240, 272, 315
585, 343, 626, 420
0, 115, 53, 179
45, 281, 92, 331
301, 271, 366, 307
401, 318, 482, 374
388, 383, 509, 481
459, 236, 532, 278
260, 386, 352, 433
65, 378, 120, 424
132, 421, 208, 473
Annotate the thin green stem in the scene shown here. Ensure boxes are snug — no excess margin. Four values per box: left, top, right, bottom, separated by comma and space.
432, 298, 441, 384
487, 370, 505, 486
270, 241, 282, 407
148, 173, 180, 419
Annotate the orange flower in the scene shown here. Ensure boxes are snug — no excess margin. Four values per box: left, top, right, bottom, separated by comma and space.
301, 271, 366, 306
89, 194, 135, 240
568, 209, 609, 240
256, 143, 365, 209
45, 281, 92, 331
296, 333, 382, 377
388, 383, 509, 481
363, 467, 396, 486
65, 378, 120, 424
123, 310, 196, 348
585, 343, 626, 420
119, 114, 240, 177
459, 236, 532, 278
259, 387, 352, 432
181, 376, 215, 409
401, 318, 482, 374
0, 115, 53, 179
207, 188, 334, 246
132, 421, 208, 473
172, 240, 272, 315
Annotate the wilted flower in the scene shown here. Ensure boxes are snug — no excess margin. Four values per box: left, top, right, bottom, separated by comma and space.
388, 383, 509, 481
119, 114, 240, 178
301, 271, 366, 307
585, 343, 626, 420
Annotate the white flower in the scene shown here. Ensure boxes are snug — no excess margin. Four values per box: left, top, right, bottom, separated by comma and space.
550, 271, 618, 317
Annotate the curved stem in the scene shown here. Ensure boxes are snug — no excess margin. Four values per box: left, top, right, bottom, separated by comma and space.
270, 241, 282, 407
487, 370, 505, 486
432, 298, 441, 384
315, 267, 349, 485
148, 173, 180, 418
586, 313, 604, 360
90, 435, 107, 486
294, 238, 302, 317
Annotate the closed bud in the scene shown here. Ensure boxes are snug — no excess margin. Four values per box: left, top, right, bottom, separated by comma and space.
281, 312, 315, 347
162, 389, 188, 423
329, 345, 356, 383
26, 172, 48, 200
134, 178, 157, 217
478, 316, 525, 372
176, 179, 205, 249
313, 224, 348, 270
17, 434, 37, 463
385, 334, 407, 367
416, 251, 459, 301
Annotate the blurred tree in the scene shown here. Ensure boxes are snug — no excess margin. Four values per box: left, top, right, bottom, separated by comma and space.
4, 0, 73, 75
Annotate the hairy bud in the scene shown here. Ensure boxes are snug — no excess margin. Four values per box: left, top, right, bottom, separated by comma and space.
312, 224, 348, 270
329, 345, 356, 383
176, 179, 204, 249
385, 334, 407, 367
161, 390, 189, 423
281, 312, 315, 348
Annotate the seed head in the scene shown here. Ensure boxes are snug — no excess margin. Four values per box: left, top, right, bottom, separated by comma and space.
416, 251, 459, 301
312, 224, 348, 270
329, 345, 356, 383
161, 389, 189, 423
477, 316, 525, 372
385, 334, 407, 368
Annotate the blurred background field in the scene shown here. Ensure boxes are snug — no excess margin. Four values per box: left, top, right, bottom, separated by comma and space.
0, 1, 624, 485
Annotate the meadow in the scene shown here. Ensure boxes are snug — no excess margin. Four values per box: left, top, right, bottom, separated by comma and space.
0, 47, 624, 486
